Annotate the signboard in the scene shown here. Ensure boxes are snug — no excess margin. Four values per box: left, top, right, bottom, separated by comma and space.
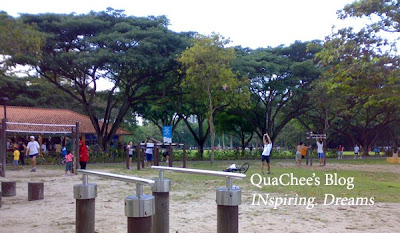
162, 126, 172, 143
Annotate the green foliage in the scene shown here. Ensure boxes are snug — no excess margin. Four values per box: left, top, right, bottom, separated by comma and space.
178, 33, 246, 162
12, 9, 189, 150
232, 41, 322, 142
0, 11, 44, 71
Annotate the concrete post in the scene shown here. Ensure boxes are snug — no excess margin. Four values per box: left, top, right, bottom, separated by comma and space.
74, 174, 97, 233
151, 170, 171, 233
216, 178, 241, 233
125, 183, 155, 233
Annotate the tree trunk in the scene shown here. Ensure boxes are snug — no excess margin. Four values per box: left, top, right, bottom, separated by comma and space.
230, 135, 233, 150
209, 116, 215, 163
222, 131, 226, 150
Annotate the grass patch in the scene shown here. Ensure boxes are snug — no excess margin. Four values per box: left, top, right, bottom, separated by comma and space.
105, 160, 400, 204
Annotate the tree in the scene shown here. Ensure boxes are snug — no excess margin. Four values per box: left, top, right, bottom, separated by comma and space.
339, 0, 400, 33
215, 110, 254, 155
13, 9, 189, 150
316, 25, 400, 155
0, 11, 43, 74
178, 34, 241, 163
233, 41, 321, 144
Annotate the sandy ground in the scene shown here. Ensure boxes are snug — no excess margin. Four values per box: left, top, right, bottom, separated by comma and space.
0, 163, 399, 233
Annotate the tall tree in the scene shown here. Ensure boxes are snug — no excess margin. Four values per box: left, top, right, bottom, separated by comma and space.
178, 34, 241, 163
316, 25, 400, 155
12, 9, 189, 150
233, 41, 321, 144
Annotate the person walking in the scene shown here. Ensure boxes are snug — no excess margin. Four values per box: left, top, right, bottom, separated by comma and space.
26, 136, 40, 172
261, 133, 273, 175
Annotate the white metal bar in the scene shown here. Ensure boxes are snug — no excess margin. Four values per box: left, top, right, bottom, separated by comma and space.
77, 169, 155, 186
151, 166, 246, 179
5, 130, 72, 134
6, 122, 76, 127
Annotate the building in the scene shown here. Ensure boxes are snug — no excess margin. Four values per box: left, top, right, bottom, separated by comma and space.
0, 105, 131, 147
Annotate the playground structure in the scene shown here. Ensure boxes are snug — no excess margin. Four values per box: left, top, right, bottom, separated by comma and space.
126, 142, 188, 170
305, 132, 327, 166
74, 166, 246, 233
0, 119, 80, 177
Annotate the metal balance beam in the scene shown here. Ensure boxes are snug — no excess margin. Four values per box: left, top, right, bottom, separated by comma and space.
74, 169, 155, 233
151, 166, 246, 233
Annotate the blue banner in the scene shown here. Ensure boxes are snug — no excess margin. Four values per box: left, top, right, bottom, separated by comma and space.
162, 126, 172, 143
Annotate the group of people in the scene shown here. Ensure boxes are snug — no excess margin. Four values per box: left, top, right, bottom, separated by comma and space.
125, 138, 170, 170
9, 135, 89, 175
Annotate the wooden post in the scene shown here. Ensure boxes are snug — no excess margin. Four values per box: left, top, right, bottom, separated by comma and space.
0, 118, 6, 177
141, 147, 145, 169
183, 144, 187, 168
137, 143, 141, 171
75, 122, 80, 173
126, 147, 130, 169
1, 181, 16, 197
154, 146, 159, 166
168, 144, 173, 167
28, 182, 44, 201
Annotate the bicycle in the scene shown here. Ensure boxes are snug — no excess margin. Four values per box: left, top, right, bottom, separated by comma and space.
223, 162, 250, 174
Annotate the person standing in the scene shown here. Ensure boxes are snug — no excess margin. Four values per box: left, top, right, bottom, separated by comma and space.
301, 143, 308, 159
296, 142, 303, 165
13, 146, 20, 169
354, 145, 360, 159
64, 150, 74, 176
338, 145, 344, 159
26, 136, 40, 172
316, 137, 325, 166
145, 138, 155, 168
126, 141, 134, 169
261, 133, 273, 175
79, 138, 89, 169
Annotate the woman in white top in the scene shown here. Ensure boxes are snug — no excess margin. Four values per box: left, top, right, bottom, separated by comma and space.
26, 136, 40, 172
316, 138, 325, 166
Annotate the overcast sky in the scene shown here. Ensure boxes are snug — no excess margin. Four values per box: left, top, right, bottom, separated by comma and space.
2, 0, 362, 49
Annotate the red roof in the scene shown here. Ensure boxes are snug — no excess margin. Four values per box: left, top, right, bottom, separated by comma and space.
0, 105, 130, 135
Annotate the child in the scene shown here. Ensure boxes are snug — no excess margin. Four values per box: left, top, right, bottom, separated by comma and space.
64, 150, 74, 176
13, 146, 20, 169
